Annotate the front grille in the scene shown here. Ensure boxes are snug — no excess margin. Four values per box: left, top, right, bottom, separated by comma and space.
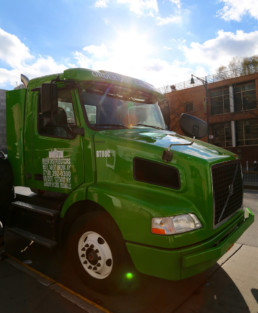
212, 160, 243, 226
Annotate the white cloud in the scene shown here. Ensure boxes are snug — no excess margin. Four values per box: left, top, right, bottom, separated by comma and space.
0, 26, 191, 90
142, 58, 190, 87
0, 28, 66, 88
94, 0, 183, 26
94, 0, 110, 8
156, 14, 182, 25
74, 41, 191, 88
183, 30, 258, 72
169, 0, 181, 9
73, 51, 92, 68
117, 0, 158, 15
0, 28, 33, 68
218, 0, 258, 21
83, 43, 109, 59
94, 0, 159, 14
0, 68, 19, 88
156, 1, 186, 26
20, 56, 66, 78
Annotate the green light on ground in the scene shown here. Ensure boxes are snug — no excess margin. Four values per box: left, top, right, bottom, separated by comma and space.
126, 272, 134, 280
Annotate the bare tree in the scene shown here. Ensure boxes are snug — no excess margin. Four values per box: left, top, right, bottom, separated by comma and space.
215, 55, 258, 78
215, 66, 229, 80
228, 57, 242, 76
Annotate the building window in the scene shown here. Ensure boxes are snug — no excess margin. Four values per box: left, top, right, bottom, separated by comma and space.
234, 81, 256, 112
211, 122, 232, 147
236, 119, 258, 146
210, 87, 230, 115
185, 102, 193, 112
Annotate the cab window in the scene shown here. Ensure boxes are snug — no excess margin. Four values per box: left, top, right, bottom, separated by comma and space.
38, 89, 76, 139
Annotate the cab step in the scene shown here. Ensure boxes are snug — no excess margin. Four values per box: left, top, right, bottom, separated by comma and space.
7, 195, 62, 245
7, 227, 57, 249
11, 200, 59, 218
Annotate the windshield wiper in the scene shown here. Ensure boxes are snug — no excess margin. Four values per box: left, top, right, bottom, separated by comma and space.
93, 123, 128, 129
135, 123, 165, 130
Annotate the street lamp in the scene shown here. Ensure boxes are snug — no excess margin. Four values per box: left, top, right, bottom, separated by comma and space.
190, 74, 209, 143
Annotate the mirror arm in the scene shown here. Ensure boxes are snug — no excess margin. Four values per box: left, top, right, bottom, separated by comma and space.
162, 137, 195, 163
167, 137, 195, 151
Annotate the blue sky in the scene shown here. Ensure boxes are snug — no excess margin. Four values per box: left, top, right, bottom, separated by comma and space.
0, 0, 258, 90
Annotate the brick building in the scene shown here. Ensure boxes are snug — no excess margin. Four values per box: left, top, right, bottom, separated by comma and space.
164, 70, 258, 167
0, 89, 6, 152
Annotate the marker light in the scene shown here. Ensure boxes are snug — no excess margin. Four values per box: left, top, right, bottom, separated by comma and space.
126, 272, 134, 280
152, 213, 202, 235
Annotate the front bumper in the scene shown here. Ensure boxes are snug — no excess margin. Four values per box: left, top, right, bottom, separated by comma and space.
126, 209, 254, 280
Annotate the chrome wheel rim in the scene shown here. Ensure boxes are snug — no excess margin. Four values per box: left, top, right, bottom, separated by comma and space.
78, 231, 113, 279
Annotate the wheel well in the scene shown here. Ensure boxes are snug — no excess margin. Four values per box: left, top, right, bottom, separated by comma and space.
60, 200, 136, 280
60, 200, 117, 243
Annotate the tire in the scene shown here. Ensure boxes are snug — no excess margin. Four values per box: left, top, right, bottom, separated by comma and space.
67, 211, 137, 294
0, 154, 13, 223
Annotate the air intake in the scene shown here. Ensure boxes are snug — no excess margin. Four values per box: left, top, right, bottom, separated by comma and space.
133, 158, 180, 189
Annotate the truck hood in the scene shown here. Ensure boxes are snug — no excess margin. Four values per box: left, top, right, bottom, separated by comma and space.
93, 128, 240, 249
95, 128, 235, 163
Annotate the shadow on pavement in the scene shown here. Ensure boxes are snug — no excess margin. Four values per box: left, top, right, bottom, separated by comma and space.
3, 232, 251, 313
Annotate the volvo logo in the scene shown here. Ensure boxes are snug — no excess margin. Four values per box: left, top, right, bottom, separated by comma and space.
228, 184, 234, 196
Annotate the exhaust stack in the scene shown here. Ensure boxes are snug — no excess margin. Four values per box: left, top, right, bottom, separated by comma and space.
21, 74, 29, 88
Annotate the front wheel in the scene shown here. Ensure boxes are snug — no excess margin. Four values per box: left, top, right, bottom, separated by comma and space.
67, 211, 137, 294
77, 230, 113, 280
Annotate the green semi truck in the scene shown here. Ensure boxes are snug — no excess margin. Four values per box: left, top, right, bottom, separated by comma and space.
0, 68, 254, 293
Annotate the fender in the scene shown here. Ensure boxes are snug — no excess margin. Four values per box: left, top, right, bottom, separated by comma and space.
86, 182, 200, 249
60, 183, 88, 218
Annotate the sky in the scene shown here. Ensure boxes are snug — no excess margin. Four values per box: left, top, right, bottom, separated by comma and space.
0, 0, 258, 90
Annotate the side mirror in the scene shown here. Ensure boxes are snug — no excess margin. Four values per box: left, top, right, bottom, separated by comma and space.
179, 113, 207, 139
41, 83, 58, 113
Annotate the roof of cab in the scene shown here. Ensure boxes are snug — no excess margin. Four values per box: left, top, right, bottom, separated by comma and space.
27, 68, 161, 97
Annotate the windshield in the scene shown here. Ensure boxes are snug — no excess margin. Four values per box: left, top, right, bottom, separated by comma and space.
81, 91, 166, 130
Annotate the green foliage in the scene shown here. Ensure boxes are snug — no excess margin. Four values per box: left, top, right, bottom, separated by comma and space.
241, 56, 258, 75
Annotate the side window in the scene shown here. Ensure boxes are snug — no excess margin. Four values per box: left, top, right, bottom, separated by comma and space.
38, 88, 76, 139
85, 105, 97, 124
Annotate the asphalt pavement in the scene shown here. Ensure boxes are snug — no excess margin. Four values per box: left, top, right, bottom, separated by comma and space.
0, 190, 257, 313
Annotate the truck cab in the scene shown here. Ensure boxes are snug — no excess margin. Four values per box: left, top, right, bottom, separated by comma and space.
2, 68, 254, 293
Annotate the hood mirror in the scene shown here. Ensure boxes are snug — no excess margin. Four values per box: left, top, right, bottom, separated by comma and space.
179, 113, 207, 139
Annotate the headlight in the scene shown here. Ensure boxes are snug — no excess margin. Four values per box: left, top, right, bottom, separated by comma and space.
152, 214, 202, 235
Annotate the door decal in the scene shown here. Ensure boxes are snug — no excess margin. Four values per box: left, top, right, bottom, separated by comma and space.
42, 149, 72, 189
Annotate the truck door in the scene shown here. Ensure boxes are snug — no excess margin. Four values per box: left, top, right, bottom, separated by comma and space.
24, 86, 84, 193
